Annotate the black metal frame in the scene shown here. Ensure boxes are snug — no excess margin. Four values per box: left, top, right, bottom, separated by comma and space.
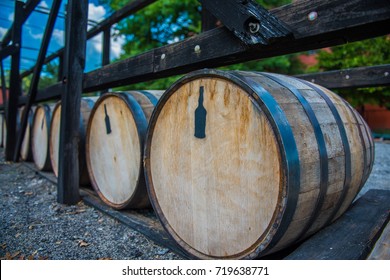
0, 0, 389, 204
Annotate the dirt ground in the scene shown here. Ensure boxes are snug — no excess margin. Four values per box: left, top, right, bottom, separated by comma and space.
0, 141, 389, 260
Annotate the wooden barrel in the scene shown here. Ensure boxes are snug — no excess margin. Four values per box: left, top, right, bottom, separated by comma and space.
49, 97, 98, 186
86, 91, 163, 209
144, 70, 374, 259
20, 106, 35, 161
0, 112, 3, 147
32, 104, 54, 171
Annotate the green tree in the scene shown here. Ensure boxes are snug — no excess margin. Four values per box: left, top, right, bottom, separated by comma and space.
310, 36, 390, 108
103, 0, 301, 90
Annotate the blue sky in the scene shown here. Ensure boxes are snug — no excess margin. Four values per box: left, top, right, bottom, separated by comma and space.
0, 0, 125, 74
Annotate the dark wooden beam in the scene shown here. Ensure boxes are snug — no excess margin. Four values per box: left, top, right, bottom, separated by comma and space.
57, 0, 88, 205
102, 28, 110, 66
87, 0, 157, 40
201, 7, 218, 32
296, 64, 390, 89
199, 0, 292, 45
19, 0, 157, 80
18, 83, 64, 105
0, 45, 18, 60
1, 0, 41, 48
13, 0, 62, 162
5, 1, 23, 161
83, 0, 390, 92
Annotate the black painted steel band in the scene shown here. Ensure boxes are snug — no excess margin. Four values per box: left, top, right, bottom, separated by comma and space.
139, 90, 159, 106
298, 79, 352, 226
260, 72, 329, 243
232, 71, 301, 253
356, 111, 375, 177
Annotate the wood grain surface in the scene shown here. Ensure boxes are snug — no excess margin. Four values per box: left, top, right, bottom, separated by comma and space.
86, 91, 162, 209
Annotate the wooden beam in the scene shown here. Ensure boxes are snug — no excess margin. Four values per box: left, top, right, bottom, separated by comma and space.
19, 0, 157, 80
285, 189, 390, 260
13, 0, 62, 162
201, 7, 218, 32
87, 0, 157, 40
1, 0, 41, 48
57, 0, 88, 205
102, 28, 110, 66
18, 83, 64, 105
0, 45, 18, 60
296, 64, 390, 89
83, 0, 390, 92
5, 1, 23, 161
199, 0, 292, 45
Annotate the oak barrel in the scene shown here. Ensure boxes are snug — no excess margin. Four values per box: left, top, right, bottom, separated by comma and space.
86, 91, 163, 209
49, 97, 97, 186
32, 104, 55, 171
20, 106, 35, 161
144, 70, 374, 259
0, 112, 3, 147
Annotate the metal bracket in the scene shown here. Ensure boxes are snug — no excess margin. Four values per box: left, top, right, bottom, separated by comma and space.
199, 0, 293, 45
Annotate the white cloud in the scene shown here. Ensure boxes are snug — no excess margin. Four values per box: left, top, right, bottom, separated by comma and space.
39, 1, 49, 9
0, 27, 8, 40
26, 26, 43, 40
8, 12, 14, 21
52, 28, 64, 45
88, 3, 106, 22
111, 34, 125, 59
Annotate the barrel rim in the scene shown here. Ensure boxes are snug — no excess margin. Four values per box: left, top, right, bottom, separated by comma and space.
49, 100, 62, 177
85, 92, 149, 209
32, 104, 53, 171
144, 69, 301, 259
20, 106, 35, 161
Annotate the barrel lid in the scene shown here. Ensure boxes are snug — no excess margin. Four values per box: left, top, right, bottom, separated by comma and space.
86, 92, 147, 209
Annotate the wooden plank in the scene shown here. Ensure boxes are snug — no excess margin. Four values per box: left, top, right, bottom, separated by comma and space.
57, 0, 88, 205
83, 0, 390, 92
285, 189, 390, 260
14, 0, 62, 162
5, 1, 24, 161
296, 65, 390, 89
367, 222, 390, 260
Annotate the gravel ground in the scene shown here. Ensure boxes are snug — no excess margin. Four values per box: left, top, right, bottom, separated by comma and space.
0, 141, 389, 260
0, 150, 183, 260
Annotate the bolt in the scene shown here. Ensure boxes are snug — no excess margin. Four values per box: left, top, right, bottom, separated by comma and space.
194, 45, 201, 53
345, 75, 350, 80
248, 21, 261, 34
311, 79, 315, 83
385, 72, 389, 77
308, 11, 318, 21
161, 53, 166, 60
